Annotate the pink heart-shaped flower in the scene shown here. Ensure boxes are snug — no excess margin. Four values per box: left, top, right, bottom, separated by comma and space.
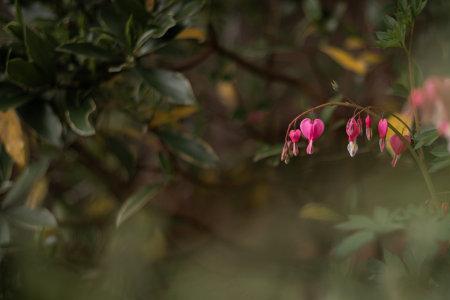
300, 118, 325, 141
390, 134, 411, 155
289, 129, 301, 143
378, 118, 388, 138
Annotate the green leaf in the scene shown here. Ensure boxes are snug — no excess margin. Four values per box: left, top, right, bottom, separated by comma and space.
253, 144, 282, 162
429, 157, 450, 173
125, 14, 135, 50
159, 130, 219, 168
65, 99, 96, 137
0, 82, 32, 111
5, 206, 56, 229
303, 0, 322, 21
57, 42, 117, 61
174, 0, 206, 20
18, 101, 63, 147
25, 27, 55, 76
4, 21, 23, 40
0, 216, 10, 246
334, 231, 375, 257
430, 145, 450, 158
116, 184, 162, 227
6, 58, 47, 87
1, 159, 49, 209
414, 128, 440, 149
137, 68, 196, 105
336, 215, 376, 231
113, 0, 148, 24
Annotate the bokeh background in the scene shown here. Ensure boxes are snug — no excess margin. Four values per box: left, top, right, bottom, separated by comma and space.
2, 0, 450, 299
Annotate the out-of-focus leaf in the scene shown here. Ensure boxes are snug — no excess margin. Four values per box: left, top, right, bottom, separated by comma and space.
6, 58, 46, 87
216, 81, 238, 111
0, 216, 10, 245
4, 21, 23, 40
0, 145, 13, 183
0, 110, 27, 167
430, 145, 450, 158
0, 83, 32, 111
253, 144, 282, 162
414, 128, 440, 149
159, 130, 219, 168
303, 0, 322, 21
149, 14, 177, 38
65, 99, 96, 136
116, 184, 162, 227
137, 68, 196, 105
336, 215, 376, 231
344, 37, 365, 50
334, 230, 375, 257
429, 157, 450, 173
175, 0, 206, 20
25, 27, 55, 76
176, 27, 206, 43
320, 45, 371, 75
5, 206, 56, 229
1, 159, 49, 209
105, 136, 136, 178
25, 177, 48, 209
113, 0, 148, 24
57, 42, 117, 60
149, 106, 197, 128
299, 203, 342, 222
18, 101, 62, 147
146, 0, 155, 12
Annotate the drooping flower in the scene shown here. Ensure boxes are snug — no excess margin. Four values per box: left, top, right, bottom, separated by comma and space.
389, 134, 411, 167
300, 118, 325, 155
378, 118, 388, 152
289, 129, 302, 156
365, 114, 372, 140
410, 88, 425, 107
346, 117, 361, 157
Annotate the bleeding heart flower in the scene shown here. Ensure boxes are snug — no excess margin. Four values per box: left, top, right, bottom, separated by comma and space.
346, 117, 361, 157
289, 129, 302, 156
410, 88, 425, 107
390, 134, 411, 167
300, 118, 325, 155
378, 118, 388, 152
365, 115, 372, 140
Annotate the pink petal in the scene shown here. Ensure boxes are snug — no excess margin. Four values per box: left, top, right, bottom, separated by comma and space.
311, 119, 325, 140
300, 118, 312, 140
306, 140, 314, 155
379, 138, 385, 152
289, 129, 301, 143
347, 141, 358, 157
378, 118, 388, 138
389, 135, 411, 155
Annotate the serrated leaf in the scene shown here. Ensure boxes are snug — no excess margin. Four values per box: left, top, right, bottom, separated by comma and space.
136, 68, 196, 105
1, 159, 49, 209
18, 101, 62, 147
65, 99, 96, 136
116, 184, 162, 227
6, 58, 47, 87
334, 231, 375, 257
159, 130, 219, 168
5, 206, 56, 229
57, 42, 117, 60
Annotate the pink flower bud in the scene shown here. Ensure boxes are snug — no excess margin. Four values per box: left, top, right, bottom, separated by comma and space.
346, 117, 360, 142
289, 129, 301, 143
378, 118, 388, 152
300, 118, 325, 155
365, 115, 372, 140
389, 134, 411, 167
410, 88, 425, 107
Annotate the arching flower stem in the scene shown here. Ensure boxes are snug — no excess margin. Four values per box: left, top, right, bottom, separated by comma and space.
284, 100, 438, 205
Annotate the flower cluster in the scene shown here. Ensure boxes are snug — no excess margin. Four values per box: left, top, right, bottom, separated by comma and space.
410, 77, 450, 150
282, 112, 411, 167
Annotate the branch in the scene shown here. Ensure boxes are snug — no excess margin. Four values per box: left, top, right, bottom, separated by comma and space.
209, 26, 322, 99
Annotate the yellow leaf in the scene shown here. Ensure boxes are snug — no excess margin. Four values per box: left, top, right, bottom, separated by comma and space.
26, 177, 48, 209
320, 45, 367, 75
176, 28, 206, 43
149, 106, 198, 128
146, 0, 155, 12
0, 110, 27, 167
84, 194, 117, 219
216, 81, 238, 111
344, 37, 365, 50
299, 203, 342, 222
360, 51, 382, 65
